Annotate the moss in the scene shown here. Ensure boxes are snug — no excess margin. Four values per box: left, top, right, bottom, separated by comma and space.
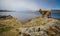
35, 20, 47, 25
0, 26, 13, 32
0, 15, 22, 34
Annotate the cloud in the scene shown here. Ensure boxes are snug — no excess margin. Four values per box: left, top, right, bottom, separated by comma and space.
0, 0, 39, 11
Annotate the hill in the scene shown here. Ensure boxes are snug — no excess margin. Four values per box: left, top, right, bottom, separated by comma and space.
51, 10, 60, 12
0, 10, 14, 12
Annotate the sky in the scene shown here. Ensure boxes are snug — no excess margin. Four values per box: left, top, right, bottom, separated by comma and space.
0, 0, 60, 11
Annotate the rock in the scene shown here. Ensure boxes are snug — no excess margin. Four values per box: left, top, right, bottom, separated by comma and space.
0, 16, 60, 36
17, 17, 60, 36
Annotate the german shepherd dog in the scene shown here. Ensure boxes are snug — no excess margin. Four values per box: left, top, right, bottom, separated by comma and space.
39, 9, 51, 18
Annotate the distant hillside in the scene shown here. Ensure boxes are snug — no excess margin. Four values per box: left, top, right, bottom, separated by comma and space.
0, 10, 14, 12
51, 10, 60, 12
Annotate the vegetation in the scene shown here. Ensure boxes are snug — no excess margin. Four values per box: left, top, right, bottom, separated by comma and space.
0, 15, 22, 33
16, 17, 60, 36
0, 15, 60, 36
23, 17, 51, 28
0, 26, 13, 32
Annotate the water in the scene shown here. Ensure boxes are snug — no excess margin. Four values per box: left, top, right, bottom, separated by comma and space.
0, 12, 60, 22
51, 12, 60, 19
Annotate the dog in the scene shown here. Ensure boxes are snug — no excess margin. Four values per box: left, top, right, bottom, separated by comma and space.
39, 9, 51, 18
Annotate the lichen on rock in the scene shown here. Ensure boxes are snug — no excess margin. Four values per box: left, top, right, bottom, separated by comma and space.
17, 17, 60, 36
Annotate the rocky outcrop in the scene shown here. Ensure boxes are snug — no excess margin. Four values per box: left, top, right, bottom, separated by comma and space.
0, 16, 60, 36
17, 17, 60, 36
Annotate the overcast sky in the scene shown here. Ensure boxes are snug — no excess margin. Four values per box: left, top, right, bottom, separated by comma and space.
0, 0, 60, 11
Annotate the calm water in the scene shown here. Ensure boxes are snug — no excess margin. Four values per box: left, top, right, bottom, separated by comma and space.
0, 12, 60, 22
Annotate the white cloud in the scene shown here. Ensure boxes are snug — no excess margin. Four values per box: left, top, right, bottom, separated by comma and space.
0, 0, 39, 11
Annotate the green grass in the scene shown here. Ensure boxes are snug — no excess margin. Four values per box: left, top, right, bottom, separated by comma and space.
35, 20, 48, 25
0, 26, 13, 33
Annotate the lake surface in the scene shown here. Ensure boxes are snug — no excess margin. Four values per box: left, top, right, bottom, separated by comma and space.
0, 12, 60, 22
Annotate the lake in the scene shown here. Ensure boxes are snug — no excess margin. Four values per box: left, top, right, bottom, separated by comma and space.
0, 12, 60, 22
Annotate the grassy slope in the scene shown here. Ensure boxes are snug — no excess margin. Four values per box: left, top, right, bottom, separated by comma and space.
22, 17, 57, 28
0, 16, 22, 36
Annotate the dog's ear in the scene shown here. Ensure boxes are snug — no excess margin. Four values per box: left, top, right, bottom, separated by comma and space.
40, 9, 41, 10
39, 9, 41, 12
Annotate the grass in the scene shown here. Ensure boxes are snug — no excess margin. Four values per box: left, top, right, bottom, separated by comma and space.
35, 20, 48, 25
0, 16, 21, 33
0, 26, 13, 32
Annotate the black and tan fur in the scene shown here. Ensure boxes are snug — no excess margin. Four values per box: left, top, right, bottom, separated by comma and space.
39, 9, 51, 18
